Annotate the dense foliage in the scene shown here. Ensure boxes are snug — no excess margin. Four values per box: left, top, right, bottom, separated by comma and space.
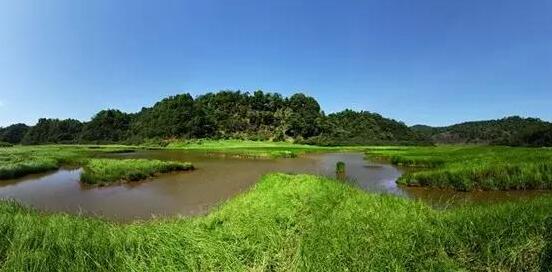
412, 116, 552, 146
0, 173, 550, 271
80, 110, 132, 143
0, 123, 29, 144
6, 90, 429, 146
6, 91, 551, 146
21, 118, 83, 144
306, 110, 431, 145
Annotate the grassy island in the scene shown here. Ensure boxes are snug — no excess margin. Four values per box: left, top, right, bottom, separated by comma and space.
80, 158, 193, 185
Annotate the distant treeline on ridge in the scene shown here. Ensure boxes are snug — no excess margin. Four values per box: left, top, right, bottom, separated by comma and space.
1, 90, 551, 147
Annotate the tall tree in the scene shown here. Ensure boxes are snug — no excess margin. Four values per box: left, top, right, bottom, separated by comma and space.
285, 93, 322, 138
132, 93, 213, 138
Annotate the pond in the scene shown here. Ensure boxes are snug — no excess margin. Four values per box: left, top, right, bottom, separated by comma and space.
0, 151, 550, 221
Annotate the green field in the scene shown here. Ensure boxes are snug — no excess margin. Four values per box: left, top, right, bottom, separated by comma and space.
366, 146, 552, 191
163, 139, 339, 158
80, 159, 193, 185
0, 173, 550, 271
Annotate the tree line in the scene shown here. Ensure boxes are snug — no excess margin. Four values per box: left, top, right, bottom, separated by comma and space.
0, 90, 430, 146
2, 90, 550, 146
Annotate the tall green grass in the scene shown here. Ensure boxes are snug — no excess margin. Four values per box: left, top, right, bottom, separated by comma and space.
367, 146, 552, 191
0, 157, 59, 179
0, 146, 84, 179
0, 145, 144, 180
80, 158, 193, 185
0, 173, 550, 271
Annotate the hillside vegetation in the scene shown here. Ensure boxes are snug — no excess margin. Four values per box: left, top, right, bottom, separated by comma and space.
0, 173, 551, 271
4, 91, 551, 147
1, 91, 429, 146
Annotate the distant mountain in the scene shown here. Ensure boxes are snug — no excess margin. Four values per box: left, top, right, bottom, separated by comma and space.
412, 116, 552, 146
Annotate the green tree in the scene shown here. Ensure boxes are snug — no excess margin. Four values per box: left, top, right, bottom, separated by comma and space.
0, 123, 30, 144
80, 110, 132, 143
285, 93, 322, 138
22, 118, 83, 144
132, 93, 213, 139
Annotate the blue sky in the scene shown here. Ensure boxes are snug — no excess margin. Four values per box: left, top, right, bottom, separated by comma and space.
0, 0, 551, 127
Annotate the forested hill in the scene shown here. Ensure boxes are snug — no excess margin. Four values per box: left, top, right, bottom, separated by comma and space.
0, 91, 430, 146
411, 116, 552, 146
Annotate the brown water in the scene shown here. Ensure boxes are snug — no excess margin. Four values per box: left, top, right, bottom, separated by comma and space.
0, 151, 550, 221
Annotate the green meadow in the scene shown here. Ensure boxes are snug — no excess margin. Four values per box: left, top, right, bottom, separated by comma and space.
366, 145, 552, 191
0, 173, 551, 271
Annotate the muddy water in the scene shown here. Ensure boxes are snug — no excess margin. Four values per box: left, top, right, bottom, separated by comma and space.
0, 151, 550, 221
0, 152, 402, 221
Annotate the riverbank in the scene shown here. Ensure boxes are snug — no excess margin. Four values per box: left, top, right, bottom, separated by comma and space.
0, 141, 351, 180
0, 173, 550, 271
366, 146, 552, 191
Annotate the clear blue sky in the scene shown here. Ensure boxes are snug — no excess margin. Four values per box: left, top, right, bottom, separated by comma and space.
1, 0, 551, 127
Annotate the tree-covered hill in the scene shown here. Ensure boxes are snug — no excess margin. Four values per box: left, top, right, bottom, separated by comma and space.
305, 110, 431, 146
2, 90, 429, 146
0, 123, 29, 144
412, 116, 552, 146
4, 91, 551, 147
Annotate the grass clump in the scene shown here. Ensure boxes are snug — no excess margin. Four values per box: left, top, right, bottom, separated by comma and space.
0, 146, 83, 179
80, 158, 193, 185
0, 157, 59, 179
366, 146, 552, 191
0, 173, 551, 271
0, 145, 147, 180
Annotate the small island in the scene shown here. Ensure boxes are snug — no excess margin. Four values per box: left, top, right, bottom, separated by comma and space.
80, 159, 193, 186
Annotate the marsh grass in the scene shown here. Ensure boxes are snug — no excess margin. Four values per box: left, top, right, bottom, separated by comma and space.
0, 157, 59, 179
80, 158, 193, 185
366, 146, 552, 191
164, 139, 338, 158
0, 173, 550, 271
0, 145, 145, 180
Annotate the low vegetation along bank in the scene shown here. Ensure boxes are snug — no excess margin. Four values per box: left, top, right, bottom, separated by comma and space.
0, 145, 143, 180
80, 159, 193, 185
0, 173, 550, 271
366, 146, 552, 191
0, 142, 320, 180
